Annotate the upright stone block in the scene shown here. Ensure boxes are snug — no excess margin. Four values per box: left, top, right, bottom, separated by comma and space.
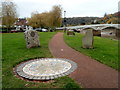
116, 29, 120, 39
67, 30, 75, 36
82, 29, 94, 49
93, 30, 101, 36
24, 30, 40, 48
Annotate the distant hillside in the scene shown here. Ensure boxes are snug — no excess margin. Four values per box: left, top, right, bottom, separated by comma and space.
113, 12, 120, 17
62, 12, 120, 26
62, 17, 100, 26
97, 12, 120, 24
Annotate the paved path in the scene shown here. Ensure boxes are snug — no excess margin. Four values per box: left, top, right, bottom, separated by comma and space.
49, 32, 118, 88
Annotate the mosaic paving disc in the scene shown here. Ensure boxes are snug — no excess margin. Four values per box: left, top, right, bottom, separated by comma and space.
15, 58, 77, 80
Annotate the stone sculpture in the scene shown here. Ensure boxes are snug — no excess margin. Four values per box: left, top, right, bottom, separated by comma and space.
24, 30, 40, 48
82, 29, 94, 49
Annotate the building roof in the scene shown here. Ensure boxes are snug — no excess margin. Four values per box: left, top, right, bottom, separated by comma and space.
15, 18, 28, 26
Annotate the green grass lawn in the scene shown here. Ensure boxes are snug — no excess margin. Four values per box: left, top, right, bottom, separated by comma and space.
2, 32, 80, 88
64, 33, 118, 70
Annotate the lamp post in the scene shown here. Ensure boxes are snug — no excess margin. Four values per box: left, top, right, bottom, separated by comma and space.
64, 11, 66, 33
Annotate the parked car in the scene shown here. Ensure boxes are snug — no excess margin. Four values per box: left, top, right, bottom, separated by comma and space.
34, 28, 42, 32
10, 30, 24, 33
34, 28, 48, 32
42, 28, 48, 32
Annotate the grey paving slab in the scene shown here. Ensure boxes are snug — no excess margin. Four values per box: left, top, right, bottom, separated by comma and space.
45, 76, 49, 80
28, 76, 34, 79
50, 76, 54, 80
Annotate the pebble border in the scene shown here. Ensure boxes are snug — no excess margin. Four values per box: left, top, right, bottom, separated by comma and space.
15, 58, 77, 80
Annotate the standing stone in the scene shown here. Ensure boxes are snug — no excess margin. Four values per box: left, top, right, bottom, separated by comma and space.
116, 29, 120, 40
93, 30, 101, 36
67, 30, 75, 36
24, 30, 40, 48
82, 29, 94, 49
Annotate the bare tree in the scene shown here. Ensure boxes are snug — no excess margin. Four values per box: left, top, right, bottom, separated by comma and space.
27, 5, 62, 30
27, 12, 46, 29
2, 0, 18, 32
27, 12, 39, 29
49, 5, 62, 30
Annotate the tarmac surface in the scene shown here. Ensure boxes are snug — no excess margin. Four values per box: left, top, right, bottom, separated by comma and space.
49, 32, 118, 88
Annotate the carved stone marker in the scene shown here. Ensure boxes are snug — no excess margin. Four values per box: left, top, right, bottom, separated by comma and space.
24, 30, 40, 48
82, 29, 93, 49
93, 30, 101, 36
67, 30, 75, 36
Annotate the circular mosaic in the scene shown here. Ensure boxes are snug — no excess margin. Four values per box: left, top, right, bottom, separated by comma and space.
15, 58, 77, 80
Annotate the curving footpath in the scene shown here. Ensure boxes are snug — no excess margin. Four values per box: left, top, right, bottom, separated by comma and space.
49, 32, 118, 88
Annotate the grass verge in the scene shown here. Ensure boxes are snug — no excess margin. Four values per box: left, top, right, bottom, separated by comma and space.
2, 32, 80, 88
64, 33, 118, 70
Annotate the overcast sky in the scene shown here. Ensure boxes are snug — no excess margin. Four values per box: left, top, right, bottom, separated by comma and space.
13, 0, 120, 18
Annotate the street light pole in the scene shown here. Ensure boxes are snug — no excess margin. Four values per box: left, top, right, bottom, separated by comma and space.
64, 11, 66, 33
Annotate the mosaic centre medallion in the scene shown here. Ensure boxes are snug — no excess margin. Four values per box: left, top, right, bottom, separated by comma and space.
15, 58, 77, 80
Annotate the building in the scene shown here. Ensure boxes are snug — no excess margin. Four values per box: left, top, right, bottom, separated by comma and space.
14, 18, 29, 31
